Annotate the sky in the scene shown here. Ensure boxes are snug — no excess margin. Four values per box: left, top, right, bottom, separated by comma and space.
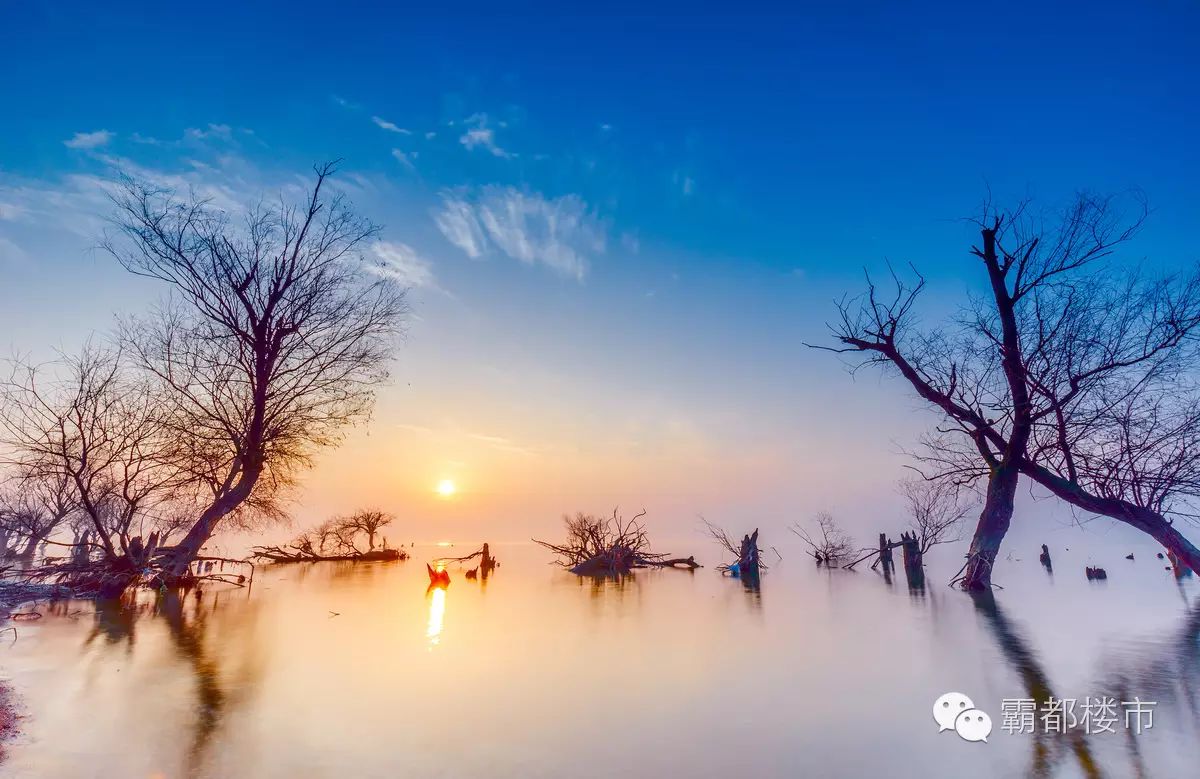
1, 1, 1198, 547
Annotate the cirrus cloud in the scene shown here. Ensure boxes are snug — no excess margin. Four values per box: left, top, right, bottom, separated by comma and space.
369, 240, 438, 290
433, 186, 606, 282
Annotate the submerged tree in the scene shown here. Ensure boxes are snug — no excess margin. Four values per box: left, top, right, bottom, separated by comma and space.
0, 473, 75, 562
534, 508, 700, 575
0, 344, 189, 578
815, 193, 1200, 588
252, 509, 403, 563
791, 511, 855, 564
899, 477, 972, 555
701, 517, 767, 579
105, 162, 407, 580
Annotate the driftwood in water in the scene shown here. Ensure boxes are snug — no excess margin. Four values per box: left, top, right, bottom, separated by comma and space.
535, 509, 700, 576
20, 548, 255, 597
843, 533, 903, 572
1039, 544, 1052, 571
1085, 566, 1108, 580
900, 531, 924, 590
433, 542, 498, 578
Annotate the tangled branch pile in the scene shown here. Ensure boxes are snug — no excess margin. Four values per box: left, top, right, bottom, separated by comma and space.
252, 509, 406, 563
534, 509, 699, 576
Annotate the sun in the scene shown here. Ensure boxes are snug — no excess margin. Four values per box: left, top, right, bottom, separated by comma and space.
436, 479, 457, 498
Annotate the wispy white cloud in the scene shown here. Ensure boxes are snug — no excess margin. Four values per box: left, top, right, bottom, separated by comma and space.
433, 197, 488, 259
369, 240, 438, 290
390, 148, 417, 172
372, 116, 411, 135
184, 123, 233, 142
433, 186, 606, 282
458, 113, 510, 158
63, 130, 114, 150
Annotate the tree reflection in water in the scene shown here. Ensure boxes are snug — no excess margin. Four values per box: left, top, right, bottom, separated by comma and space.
72, 587, 264, 777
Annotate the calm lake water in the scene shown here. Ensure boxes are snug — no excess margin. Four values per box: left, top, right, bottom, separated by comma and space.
1, 541, 1198, 778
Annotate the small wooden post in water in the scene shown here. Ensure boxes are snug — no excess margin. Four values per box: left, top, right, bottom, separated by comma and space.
480, 542, 497, 578
1038, 544, 1052, 571
900, 531, 924, 590
877, 533, 894, 572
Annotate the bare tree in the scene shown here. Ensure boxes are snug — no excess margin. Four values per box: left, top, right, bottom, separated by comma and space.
105, 162, 407, 579
251, 511, 405, 563
899, 477, 972, 554
815, 193, 1200, 588
0, 344, 188, 568
791, 511, 855, 563
335, 509, 393, 552
0, 472, 76, 562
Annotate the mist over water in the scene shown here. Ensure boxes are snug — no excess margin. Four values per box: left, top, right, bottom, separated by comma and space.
2, 542, 1198, 778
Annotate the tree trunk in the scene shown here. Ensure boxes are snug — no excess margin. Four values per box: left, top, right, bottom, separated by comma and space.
1019, 460, 1200, 578
960, 465, 1018, 590
163, 472, 261, 579
737, 529, 761, 582
16, 533, 44, 564
877, 533, 894, 572
900, 531, 925, 589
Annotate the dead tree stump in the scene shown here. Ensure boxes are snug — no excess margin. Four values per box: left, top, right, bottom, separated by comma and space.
1038, 544, 1052, 571
876, 533, 894, 573
900, 531, 924, 590
737, 529, 761, 582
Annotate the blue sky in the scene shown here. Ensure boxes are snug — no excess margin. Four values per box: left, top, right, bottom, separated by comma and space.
1, 1, 1198, 544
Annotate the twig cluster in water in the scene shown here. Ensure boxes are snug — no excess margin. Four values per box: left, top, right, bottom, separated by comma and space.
790, 512, 856, 564
534, 508, 699, 575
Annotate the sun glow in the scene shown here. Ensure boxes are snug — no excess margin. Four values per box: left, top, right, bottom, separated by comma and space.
436, 479, 457, 497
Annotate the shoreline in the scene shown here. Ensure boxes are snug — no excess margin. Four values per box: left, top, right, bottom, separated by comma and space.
0, 581, 77, 765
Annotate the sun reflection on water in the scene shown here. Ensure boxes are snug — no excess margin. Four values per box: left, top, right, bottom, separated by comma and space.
426, 575, 446, 648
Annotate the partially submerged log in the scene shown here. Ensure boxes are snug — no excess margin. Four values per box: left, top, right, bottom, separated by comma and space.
1039, 544, 1053, 571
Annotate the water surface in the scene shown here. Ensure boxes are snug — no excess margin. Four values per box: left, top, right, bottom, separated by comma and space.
2, 542, 1198, 778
